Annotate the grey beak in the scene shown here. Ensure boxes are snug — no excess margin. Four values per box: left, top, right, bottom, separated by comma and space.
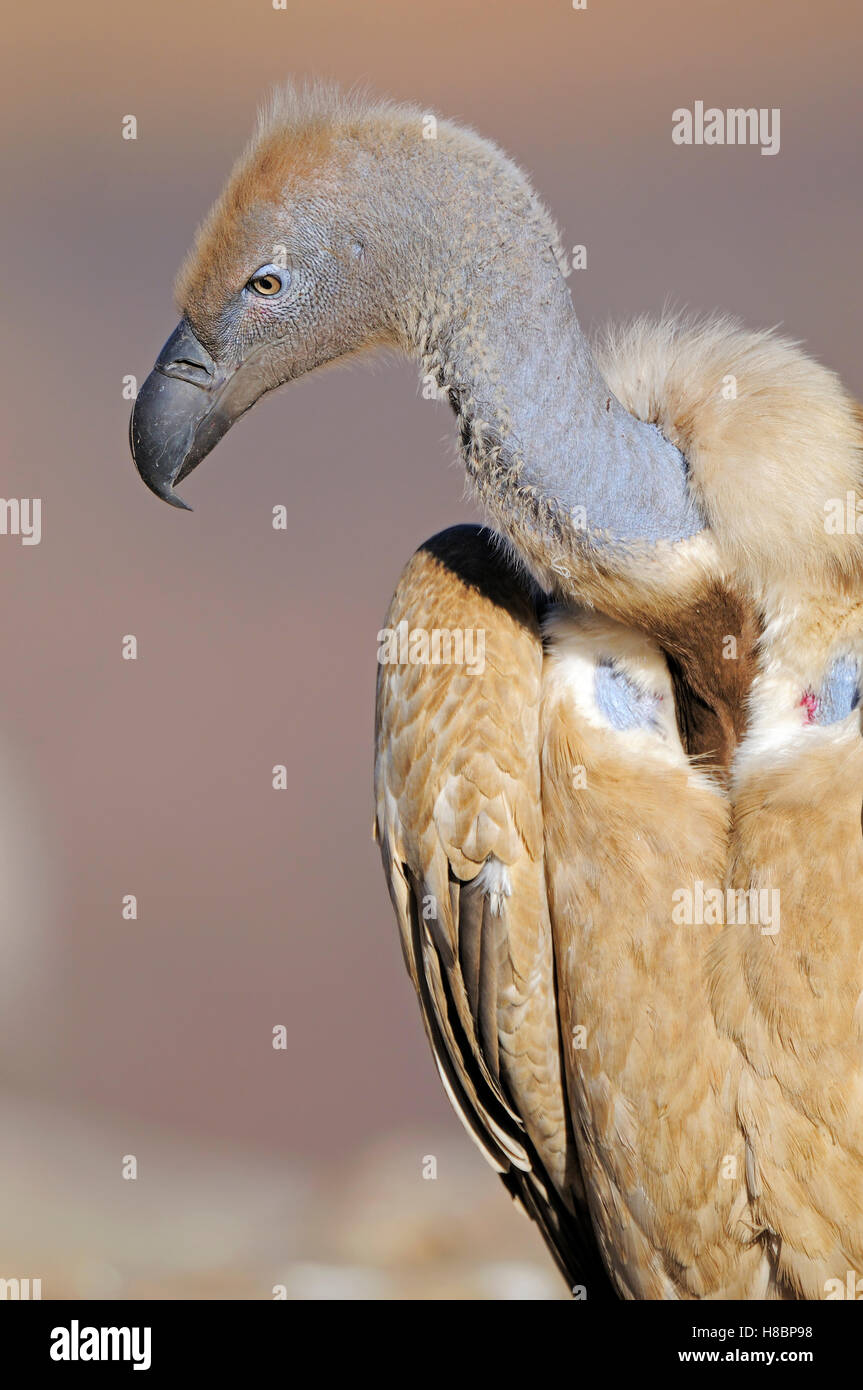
130, 319, 270, 509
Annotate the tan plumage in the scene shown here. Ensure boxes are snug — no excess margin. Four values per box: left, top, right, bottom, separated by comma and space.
130, 83, 863, 1299
709, 592, 863, 1298
374, 528, 613, 1295
375, 538, 767, 1298
374, 321, 863, 1299
539, 608, 768, 1299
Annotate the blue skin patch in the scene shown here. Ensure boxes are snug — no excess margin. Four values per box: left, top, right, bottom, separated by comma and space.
594, 659, 661, 731
812, 655, 861, 725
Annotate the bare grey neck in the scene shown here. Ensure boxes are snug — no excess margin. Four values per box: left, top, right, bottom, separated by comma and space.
387, 134, 703, 558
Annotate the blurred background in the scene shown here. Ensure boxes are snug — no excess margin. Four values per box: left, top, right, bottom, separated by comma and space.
0, 0, 861, 1299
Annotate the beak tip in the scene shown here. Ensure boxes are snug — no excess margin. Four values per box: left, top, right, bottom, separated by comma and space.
130, 419, 193, 511
162, 487, 194, 513
143, 476, 194, 512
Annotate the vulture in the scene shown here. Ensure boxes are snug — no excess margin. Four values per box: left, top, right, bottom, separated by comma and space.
130, 83, 863, 1300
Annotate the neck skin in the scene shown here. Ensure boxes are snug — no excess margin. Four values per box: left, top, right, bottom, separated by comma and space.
382, 128, 703, 591
373, 125, 755, 775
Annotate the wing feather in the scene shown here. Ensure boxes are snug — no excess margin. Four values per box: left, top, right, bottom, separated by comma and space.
374, 525, 615, 1297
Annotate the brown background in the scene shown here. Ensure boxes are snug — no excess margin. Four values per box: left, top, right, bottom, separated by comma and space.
0, 0, 860, 1297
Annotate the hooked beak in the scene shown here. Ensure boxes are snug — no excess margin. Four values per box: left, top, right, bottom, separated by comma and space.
130, 319, 271, 509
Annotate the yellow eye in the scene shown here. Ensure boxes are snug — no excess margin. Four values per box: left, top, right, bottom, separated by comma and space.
248, 270, 283, 296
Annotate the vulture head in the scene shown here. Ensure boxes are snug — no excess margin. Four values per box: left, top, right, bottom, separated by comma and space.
131, 87, 455, 509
